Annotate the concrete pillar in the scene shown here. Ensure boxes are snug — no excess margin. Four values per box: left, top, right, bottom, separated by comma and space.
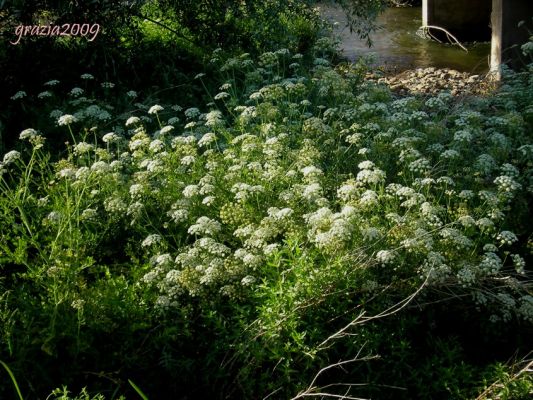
422, 0, 492, 41
490, 0, 533, 77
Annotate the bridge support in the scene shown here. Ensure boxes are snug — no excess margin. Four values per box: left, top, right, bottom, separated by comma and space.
422, 0, 533, 77
490, 0, 532, 77
422, 0, 492, 42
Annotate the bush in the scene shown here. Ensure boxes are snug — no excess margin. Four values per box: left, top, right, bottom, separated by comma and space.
1, 34, 532, 398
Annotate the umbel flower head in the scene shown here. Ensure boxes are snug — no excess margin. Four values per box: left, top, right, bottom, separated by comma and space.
3, 150, 21, 165
125, 116, 141, 127
148, 105, 164, 114
19, 128, 37, 140
58, 114, 78, 126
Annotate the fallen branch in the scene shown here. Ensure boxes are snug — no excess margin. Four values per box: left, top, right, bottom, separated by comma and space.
317, 272, 431, 351
417, 25, 469, 52
290, 352, 377, 400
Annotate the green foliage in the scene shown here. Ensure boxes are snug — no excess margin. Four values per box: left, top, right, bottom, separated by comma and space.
0, 360, 24, 400
478, 360, 533, 400
48, 386, 118, 400
334, 0, 388, 45
0, 12, 532, 400
128, 380, 149, 400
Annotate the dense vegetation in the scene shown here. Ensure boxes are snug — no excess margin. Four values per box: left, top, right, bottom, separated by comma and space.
0, 1, 532, 399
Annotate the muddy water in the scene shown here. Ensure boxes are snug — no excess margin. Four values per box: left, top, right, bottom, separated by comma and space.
320, 5, 491, 73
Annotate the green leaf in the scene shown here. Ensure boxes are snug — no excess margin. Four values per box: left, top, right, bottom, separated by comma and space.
0, 360, 24, 400
128, 379, 149, 400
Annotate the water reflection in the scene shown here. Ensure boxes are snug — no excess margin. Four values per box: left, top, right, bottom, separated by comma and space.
321, 5, 491, 73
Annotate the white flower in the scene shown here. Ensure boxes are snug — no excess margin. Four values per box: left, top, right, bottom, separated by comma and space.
172, 136, 196, 147
494, 175, 521, 193
148, 104, 164, 114
184, 107, 200, 119
521, 41, 533, 56
496, 231, 518, 246
205, 110, 223, 127
159, 125, 175, 135
37, 91, 52, 99
129, 184, 144, 198
188, 216, 221, 236
104, 197, 127, 214
301, 165, 323, 178
376, 250, 396, 265
214, 91, 230, 100
102, 132, 120, 143
198, 132, 216, 147
202, 196, 215, 206
91, 161, 110, 173
75, 167, 91, 180
458, 190, 475, 200
70, 87, 84, 97
361, 227, 380, 241
80, 73, 94, 80
358, 160, 375, 170
57, 168, 76, 179
44, 79, 60, 86
10, 91, 27, 100
440, 149, 460, 159
457, 215, 476, 228
58, 114, 78, 126
268, 207, 293, 220
178, 154, 194, 166
44, 211, 62, 224
73, 142, 94, 155
168, 208, 189, 224
241, 275, 256, 286
357, 169, 385, 186
479, 252, 502, 275
454, 130, 472, 143
302, 183, 322, 201
81, 208, 98, 221
249, 92, 262, 101
518, 295, 533, 322
19, 128, 37, 140
126, 90, 137, 98
337, 183, 358, 202
3, 150, 21, 165
483, 244, 498, 253
476, 218, 494, 231
183, 185, 199, 198
359, 190, 379, 208
511, 254, 526, 274
457, 266, 476, 287
149, 139, 164, 153
125, 116, 141, 127
101, 81, 115, 88
142, 234, 162, 247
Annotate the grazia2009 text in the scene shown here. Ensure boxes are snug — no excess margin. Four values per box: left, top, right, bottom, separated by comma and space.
10, 23, 100, 45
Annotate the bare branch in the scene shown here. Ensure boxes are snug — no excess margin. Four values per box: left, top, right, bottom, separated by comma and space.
317, 273, 430, 351
417, 25, 469, 52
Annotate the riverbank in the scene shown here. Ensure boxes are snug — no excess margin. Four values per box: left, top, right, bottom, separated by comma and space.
365, 66, 495, 96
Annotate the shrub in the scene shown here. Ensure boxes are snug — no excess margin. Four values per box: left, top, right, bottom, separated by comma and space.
1, 35, 532, 400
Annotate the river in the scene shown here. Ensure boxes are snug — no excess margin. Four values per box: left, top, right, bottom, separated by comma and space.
320, 4, 491, 73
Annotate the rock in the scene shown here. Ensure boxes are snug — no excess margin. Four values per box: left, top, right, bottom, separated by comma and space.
363, 66, 489, 97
